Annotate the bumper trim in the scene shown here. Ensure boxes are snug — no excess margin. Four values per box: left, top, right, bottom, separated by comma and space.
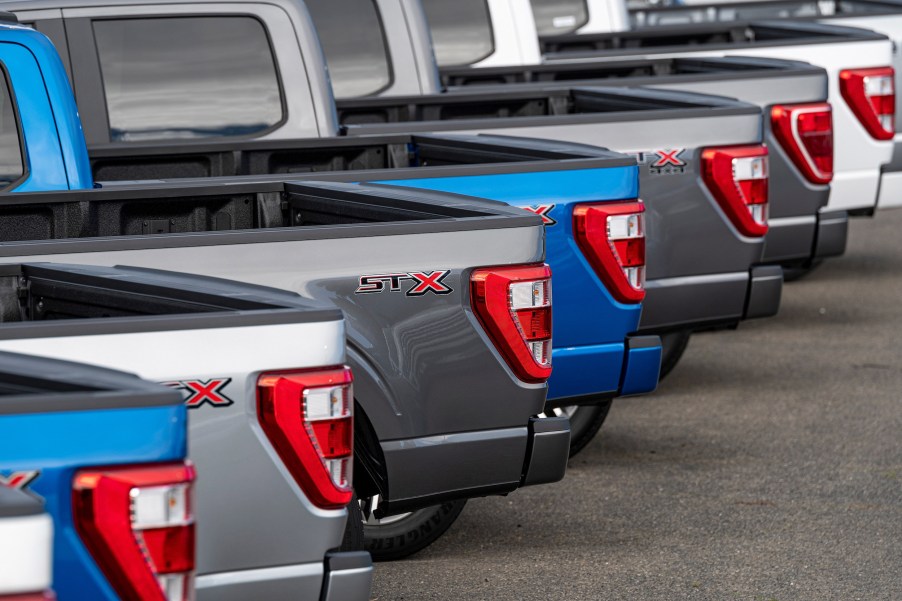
520, 416, 570, 487
744, 265, 783, 320
813, 210, 848, 260
321, 551, 373, 601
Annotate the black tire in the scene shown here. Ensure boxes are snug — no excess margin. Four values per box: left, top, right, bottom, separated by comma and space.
341, 492, 365, 551
782, 260, 823, 282
565, 401, 613, 458
362, 499, 467, 561
659, 329, 692, 380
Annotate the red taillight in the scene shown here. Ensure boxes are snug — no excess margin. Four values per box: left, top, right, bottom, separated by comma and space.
771, 103, 834, 185
257, 366, 353, 510
72, 463, 196, 601
471, 264, 552, 384
840, 67, 895, 140
701, 145, 769, 238
573, 201, 646, 304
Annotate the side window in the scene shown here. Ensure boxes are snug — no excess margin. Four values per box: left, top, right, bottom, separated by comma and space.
0, 69, 24, 190
305, 0, 392, 99
421, 0, 494, 67
530, 0, 590, 36
93, 16, 284, 142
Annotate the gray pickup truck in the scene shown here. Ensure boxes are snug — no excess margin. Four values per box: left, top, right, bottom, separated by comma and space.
0, 176, 566, 560
14, 0, 781, 379
440, 55, 841, 278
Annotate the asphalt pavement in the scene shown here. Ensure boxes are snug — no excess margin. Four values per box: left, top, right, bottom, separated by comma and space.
371, 210, 902, 600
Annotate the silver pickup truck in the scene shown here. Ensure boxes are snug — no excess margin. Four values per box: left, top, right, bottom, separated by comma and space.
0, 264, 370, 601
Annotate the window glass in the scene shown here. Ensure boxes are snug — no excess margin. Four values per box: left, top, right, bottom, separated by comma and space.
94, 16, 283, 142
304, 0, 392, 98
421, 0, 494, 67
530, 0, 589, 36
0, 71, 24, 190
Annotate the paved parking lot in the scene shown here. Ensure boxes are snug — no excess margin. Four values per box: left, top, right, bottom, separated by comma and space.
371, 211, 902, 600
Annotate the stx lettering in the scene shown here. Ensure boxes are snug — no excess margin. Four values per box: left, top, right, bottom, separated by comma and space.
524, 204, 557, 226
356, 271, 452, 296
162, 378, 234, 409
0, 470, 39, 490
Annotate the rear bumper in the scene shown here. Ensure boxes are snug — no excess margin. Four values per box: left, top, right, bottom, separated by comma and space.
520, 416, 570, 487
812, 210, 848, 260
640, 266, 783, 332
763, 210, 848, 265
377, 417, 570, 512
876, 139, 902, 210
744, 265, 783, 320
196, 553, 372, 601
547, 335, 661, 403
321, 552, 374, 601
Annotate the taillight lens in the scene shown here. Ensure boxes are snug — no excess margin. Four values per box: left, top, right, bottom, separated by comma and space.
471, 264, 552, 384
257, 366, 353, 510
840, 67, 895, 140
72, 463, 196, 601
701, 145, 769, 238
573, 201, 646, 304
771, 103, 834, 185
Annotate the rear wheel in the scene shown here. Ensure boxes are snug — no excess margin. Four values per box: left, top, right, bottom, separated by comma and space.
659, 329, 692, 380
360, 495, 467, 561
550, 401, 612, 457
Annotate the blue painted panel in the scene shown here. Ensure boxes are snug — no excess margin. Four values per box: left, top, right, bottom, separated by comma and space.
1, 404, 187, 601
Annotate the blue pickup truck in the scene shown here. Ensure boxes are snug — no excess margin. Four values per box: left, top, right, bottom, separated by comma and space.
0, 350, 189, 601
0, 15, 661, 469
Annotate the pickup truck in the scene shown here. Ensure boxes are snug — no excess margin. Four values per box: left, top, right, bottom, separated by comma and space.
0, 264, 375, 600
419, 0, 896, 219
0, 483, 53, 600
627, 0, 902, 211
0, 15, 661, 464
0, 155, 572, 564
441, 55, 842, 277
304, 0, 787, 379
0, 19, 584, 559
31, 0, 780, 392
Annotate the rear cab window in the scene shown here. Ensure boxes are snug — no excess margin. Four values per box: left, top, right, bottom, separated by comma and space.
0, 68, 25, 190
530, 0, 589, 36
92, 16, 284, 142
304, 0, 393, 99
421, 0, 495, 67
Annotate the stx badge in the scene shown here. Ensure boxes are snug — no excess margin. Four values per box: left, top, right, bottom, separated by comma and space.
628, 149, 688, 175
356, 271, 452, 296
524, 204, 557, 226
0, 470, 39, 490
162, 378, 234, 409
